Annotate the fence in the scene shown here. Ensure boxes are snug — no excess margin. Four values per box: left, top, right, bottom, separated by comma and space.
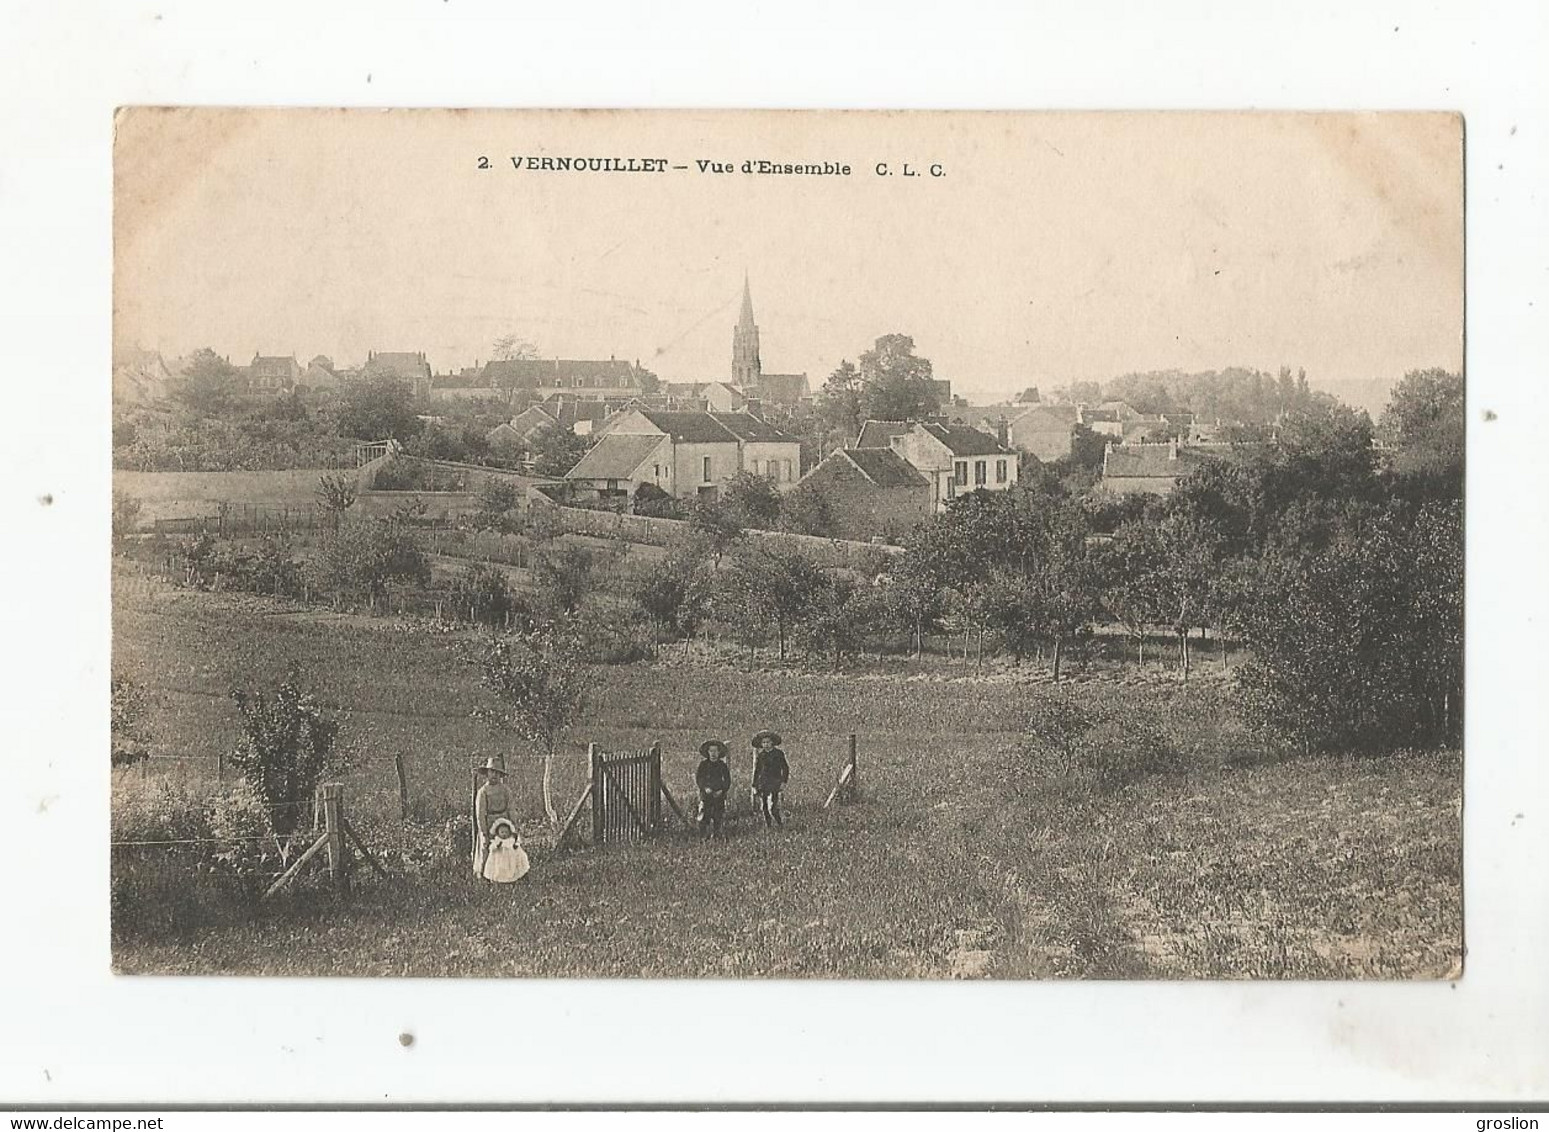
556, 742, 689, 849
151, 502, 327, 536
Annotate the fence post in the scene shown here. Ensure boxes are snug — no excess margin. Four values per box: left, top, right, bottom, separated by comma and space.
648, 742, 663, 833
319, 782, 349, 896
394, 753, 410, 819
848, 733, 859, 801
589, 743, 604, 846
216, 750, 224, 782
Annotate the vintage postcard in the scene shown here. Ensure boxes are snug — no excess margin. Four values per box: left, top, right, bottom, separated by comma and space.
110, 108, 1463, 979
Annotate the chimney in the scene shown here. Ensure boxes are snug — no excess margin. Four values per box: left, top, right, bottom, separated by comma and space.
995, 417, 1009, 448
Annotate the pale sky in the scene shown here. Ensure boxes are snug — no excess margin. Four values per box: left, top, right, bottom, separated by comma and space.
115, 109, 1462, 404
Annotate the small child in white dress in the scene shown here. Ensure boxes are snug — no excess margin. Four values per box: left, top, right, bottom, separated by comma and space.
480, 817, 530, 884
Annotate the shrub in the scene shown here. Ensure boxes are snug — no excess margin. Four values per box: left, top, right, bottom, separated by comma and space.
446, 563, 530, 628
110, 772, 273, 942
579, 603, 662, 664
229, 677, 342, 839
110, 676, 150, 767
112, 491, 143, 549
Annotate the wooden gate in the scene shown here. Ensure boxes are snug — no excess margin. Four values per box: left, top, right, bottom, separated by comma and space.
556, 742, 690, 849
593, 745, 660, 844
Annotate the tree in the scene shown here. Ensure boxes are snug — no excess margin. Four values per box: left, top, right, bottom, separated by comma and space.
530, 422, 591, 477
448, 563, 527, 627
337, 375, 423, 442
712, 542, 824, 663
798, 573, 871, 670
111, 491, 143, 551
228, 677, 341, 848
721, 470, 782, 529
471, 476, 522, 532
315, 473, 358, 530
777, 482, 836, 537
491, 334, 538, 362
531, 543, 595, 617
173, 348, 241, 413
634, 366, 661, 396
858, 334, 939, 421
1235, 502, 1461, 752
1380, 368, 1464, 502
315, 518, 431, 612
817, 359, 865, 441
473, 621, 589, 826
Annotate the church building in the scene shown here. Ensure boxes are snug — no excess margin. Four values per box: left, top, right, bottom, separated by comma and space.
730, 275, 810, 407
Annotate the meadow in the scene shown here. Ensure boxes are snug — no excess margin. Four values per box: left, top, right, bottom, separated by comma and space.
111, 571, 1463, 979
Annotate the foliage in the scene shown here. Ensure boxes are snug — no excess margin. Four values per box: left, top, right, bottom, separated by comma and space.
721, 470, 783, 529
471, 476, 523, 531
370, 457, 468, 492
712, 542, 825, 661
1234, 501, 1462, 752
816, 358, 865, 441
1380, 368, 1464, 502
172, 348, 242, 413
530, 542, 597, 616
858, 334, 939, 421
228, 677, 342, 839
776, 481, 836, 537
446, 563, 527, 628
338, 375, 424, 443
315, 472, 358, 526
632, 482, 683, 519
530, 422, 592, 478
472, 621, 590, 824
314, 518, 431, 610
112, 491, 143, 549
110, 675, 151, 766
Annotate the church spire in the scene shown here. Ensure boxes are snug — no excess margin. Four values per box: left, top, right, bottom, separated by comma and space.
731, 272, 761, 388
738, 271, 756, 328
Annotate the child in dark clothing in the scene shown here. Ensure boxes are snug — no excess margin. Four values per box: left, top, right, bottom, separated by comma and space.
750, 730, 790, 828
695, 739, 732, 840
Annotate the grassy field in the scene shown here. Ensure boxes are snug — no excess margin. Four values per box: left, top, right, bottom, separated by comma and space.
111, 571, 1463, 979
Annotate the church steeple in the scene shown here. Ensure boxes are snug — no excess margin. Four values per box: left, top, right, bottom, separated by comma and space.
731, 272, 761, 388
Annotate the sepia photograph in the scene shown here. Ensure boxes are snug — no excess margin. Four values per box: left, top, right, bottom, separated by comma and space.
109, 107, 1464, 981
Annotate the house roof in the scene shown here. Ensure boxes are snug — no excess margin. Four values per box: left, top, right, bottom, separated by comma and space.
250, 355, 299, 376
709, 412, 795, 443
565, 433, 667, 481
1013, 404, 1080, 428
855, 420, 911, 449
1102, 444, 1220, 479
367, 352, 432, 380
837, 448, 929, 488
919, 422, 1012, 456
756, 372, 810, 402
634, 410, 741, 444
483, 358, 638, 387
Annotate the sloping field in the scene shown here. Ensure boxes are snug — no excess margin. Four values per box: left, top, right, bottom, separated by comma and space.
111, 575, 1462, 979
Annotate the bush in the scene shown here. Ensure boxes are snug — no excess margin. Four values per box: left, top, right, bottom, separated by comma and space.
579, 603, 662, 664
229, 677, 342, 838
446, 563, 530, 628
110, 772, 275, 942
111, 676, 150, 767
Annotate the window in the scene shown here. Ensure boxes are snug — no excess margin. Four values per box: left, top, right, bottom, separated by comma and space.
784, 460, 793, 482
996, 458, 1008, 484
974, 460, 987, 485
954, 461, 968, 486
702, 455, 712, 483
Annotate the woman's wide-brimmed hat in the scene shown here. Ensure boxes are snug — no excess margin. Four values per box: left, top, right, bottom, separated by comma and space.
479, 757, 508, 775
750, 730, 782, 748
699, 739, 729, 758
